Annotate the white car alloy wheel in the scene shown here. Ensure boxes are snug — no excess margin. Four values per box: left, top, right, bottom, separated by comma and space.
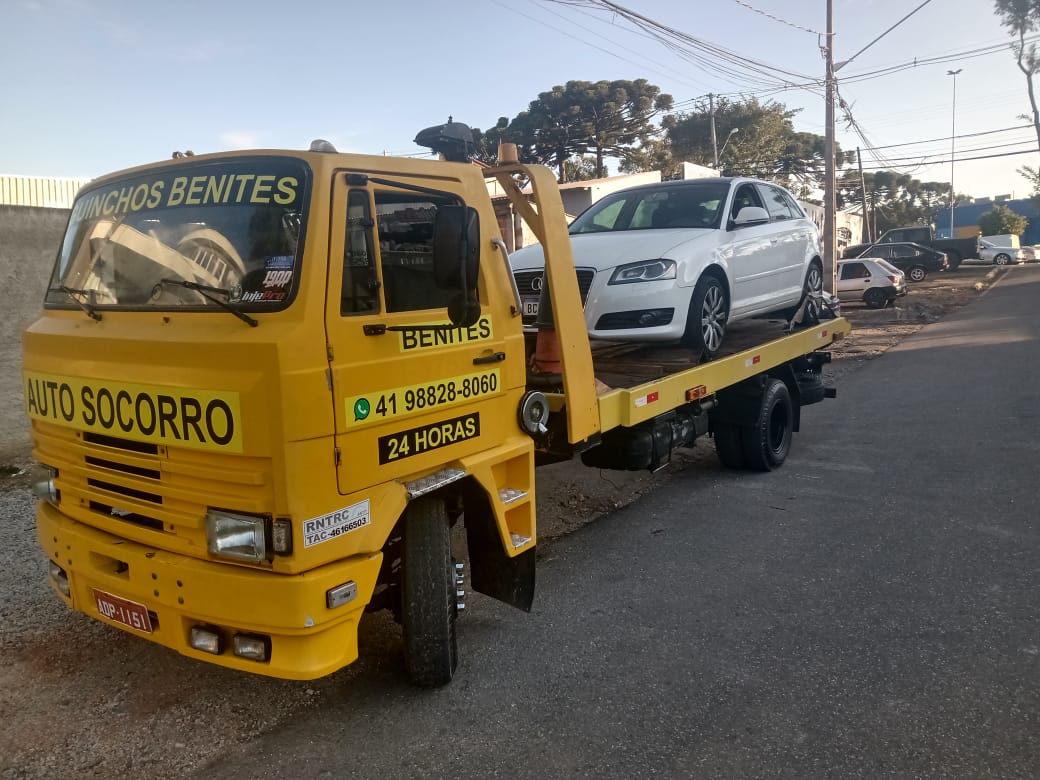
685, 275, 727, 357
994, 253, 1011, 265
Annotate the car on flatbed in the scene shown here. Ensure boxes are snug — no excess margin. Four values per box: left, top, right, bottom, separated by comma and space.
509, 176, 823, 360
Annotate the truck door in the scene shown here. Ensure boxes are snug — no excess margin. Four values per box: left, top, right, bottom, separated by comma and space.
324, 170, 511, 496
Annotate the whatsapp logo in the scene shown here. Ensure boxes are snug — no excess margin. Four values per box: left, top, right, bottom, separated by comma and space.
353, 398, 371, 421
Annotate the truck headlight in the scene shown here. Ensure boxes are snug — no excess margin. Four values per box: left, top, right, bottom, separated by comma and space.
29, 464, 59, 503
608, 259, 676, 284
206, 510, 268, 563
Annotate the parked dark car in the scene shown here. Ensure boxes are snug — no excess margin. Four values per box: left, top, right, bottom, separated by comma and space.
842, 225, 978, 269
845, 242, 948, 282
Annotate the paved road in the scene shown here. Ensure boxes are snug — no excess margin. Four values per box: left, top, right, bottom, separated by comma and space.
204, 268, 1040, 779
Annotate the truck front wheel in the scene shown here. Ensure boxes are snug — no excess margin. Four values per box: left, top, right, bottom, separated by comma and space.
402, 497, 458, 687
740, 379, 793, 472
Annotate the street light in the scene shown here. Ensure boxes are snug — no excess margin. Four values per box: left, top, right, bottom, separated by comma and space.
947, 68, 962, 238
718, 128, 739, 166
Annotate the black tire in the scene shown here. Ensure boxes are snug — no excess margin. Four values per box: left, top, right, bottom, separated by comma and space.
713, 421, 747, 469
907, 265, 927, 282
741, 379, 794, 472
682, 275, 727, 359
786, 261, 823, 324
946, 251, 962, 270
402, 498, 458, 687
863, 288, 888, 309
994, 253, 1011, 266
795, 370, 826, 406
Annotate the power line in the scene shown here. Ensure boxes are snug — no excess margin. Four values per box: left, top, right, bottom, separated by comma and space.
728, 0, 821, 35
837, 0, 934, 71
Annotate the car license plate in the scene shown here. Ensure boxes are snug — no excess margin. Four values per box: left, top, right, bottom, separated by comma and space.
521, 297, 539, 316
93, 588, 153, 633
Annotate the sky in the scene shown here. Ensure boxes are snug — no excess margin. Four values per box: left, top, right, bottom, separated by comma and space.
1, 0, 1035, 201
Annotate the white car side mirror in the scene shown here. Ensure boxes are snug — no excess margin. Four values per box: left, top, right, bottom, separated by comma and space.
733, 206, 770, 226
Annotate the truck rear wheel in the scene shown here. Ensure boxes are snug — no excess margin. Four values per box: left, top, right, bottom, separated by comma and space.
740, 379, 793, 472
713, 421, 747, 469
402, 497, 458, 687
946, 251, 962, 270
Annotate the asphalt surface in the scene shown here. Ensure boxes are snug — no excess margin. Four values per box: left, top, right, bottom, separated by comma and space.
199, 266, 1040, 778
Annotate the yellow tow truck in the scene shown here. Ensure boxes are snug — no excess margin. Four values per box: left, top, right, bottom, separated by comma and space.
23, 121, 849, 686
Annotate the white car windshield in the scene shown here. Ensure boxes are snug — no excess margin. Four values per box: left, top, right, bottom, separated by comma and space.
569, 181, 730, 235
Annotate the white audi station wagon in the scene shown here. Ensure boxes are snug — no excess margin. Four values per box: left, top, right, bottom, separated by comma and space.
509, 177, 823, 359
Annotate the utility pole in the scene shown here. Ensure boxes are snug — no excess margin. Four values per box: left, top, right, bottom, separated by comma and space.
823, 0, 837, 292
947, 68, 962, 238
709, 93, 719, 168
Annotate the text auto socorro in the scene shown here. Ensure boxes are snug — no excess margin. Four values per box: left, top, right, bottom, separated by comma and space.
24, 373, 243, 453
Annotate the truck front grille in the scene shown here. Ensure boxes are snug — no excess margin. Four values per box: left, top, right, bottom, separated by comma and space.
33, 423, 273, 553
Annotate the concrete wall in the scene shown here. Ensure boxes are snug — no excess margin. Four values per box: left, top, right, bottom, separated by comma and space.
0, 205, 68, 463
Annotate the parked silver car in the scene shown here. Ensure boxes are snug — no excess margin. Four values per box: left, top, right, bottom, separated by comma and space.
836, 258, 907, 309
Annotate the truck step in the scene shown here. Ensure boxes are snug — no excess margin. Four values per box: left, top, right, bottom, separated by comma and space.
498, 488, 528, 505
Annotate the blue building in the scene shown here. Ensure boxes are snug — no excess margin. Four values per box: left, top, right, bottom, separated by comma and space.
935, 196, 1040, 245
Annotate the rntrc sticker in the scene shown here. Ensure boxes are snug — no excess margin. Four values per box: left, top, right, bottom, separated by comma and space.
303, 500, 371, 548
378, 413, 480, 464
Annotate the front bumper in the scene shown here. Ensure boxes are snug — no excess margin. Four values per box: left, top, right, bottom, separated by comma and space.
37, 500, 382, 680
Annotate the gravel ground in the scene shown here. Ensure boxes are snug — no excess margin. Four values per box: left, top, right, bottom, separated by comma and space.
0, 263, 1008, 779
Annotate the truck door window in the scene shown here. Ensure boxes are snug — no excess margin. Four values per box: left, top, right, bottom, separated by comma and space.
341, 190, 380, 315
375, 191, 459, 313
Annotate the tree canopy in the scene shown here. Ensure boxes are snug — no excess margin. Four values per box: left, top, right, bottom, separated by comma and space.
663, 97, 840, 195
978, 204, 1029, 235
994, 0, 1040, 157
488, 79, 673, 182
837, 169, 958, 238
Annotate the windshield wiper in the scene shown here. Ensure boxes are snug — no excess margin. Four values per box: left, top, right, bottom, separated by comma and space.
51, 286, 102, 321
158, 279, 258, 328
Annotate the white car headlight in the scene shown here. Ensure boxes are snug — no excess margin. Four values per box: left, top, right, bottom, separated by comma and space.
206, 509, 268, 563
608, 259, 677, 285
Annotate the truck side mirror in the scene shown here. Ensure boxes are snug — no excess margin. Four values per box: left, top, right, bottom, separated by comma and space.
433, 205, 481, 327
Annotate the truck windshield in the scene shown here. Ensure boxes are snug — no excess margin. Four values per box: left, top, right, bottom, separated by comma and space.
45, 157, 309, 312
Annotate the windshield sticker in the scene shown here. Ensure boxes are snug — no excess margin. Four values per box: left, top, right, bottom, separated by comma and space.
264, 255, 294, 270
398, 316, 493, 352
345, 369, 500, 428
24, 371, 243, 453
302, 500, 371, 548
378, 413, 480, 465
